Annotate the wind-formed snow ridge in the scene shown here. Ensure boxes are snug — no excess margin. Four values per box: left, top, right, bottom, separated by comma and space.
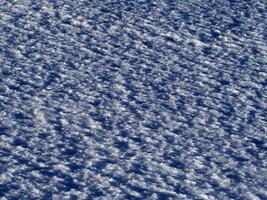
0, 0, 266, 199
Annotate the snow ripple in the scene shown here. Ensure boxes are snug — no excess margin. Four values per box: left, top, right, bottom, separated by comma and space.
0, 0, 266, 199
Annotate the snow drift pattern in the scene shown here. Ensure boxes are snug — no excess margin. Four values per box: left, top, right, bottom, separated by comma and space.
0, 0, 266, 199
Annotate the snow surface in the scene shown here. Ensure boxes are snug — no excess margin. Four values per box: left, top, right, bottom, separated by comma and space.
0, 0, 266, 199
